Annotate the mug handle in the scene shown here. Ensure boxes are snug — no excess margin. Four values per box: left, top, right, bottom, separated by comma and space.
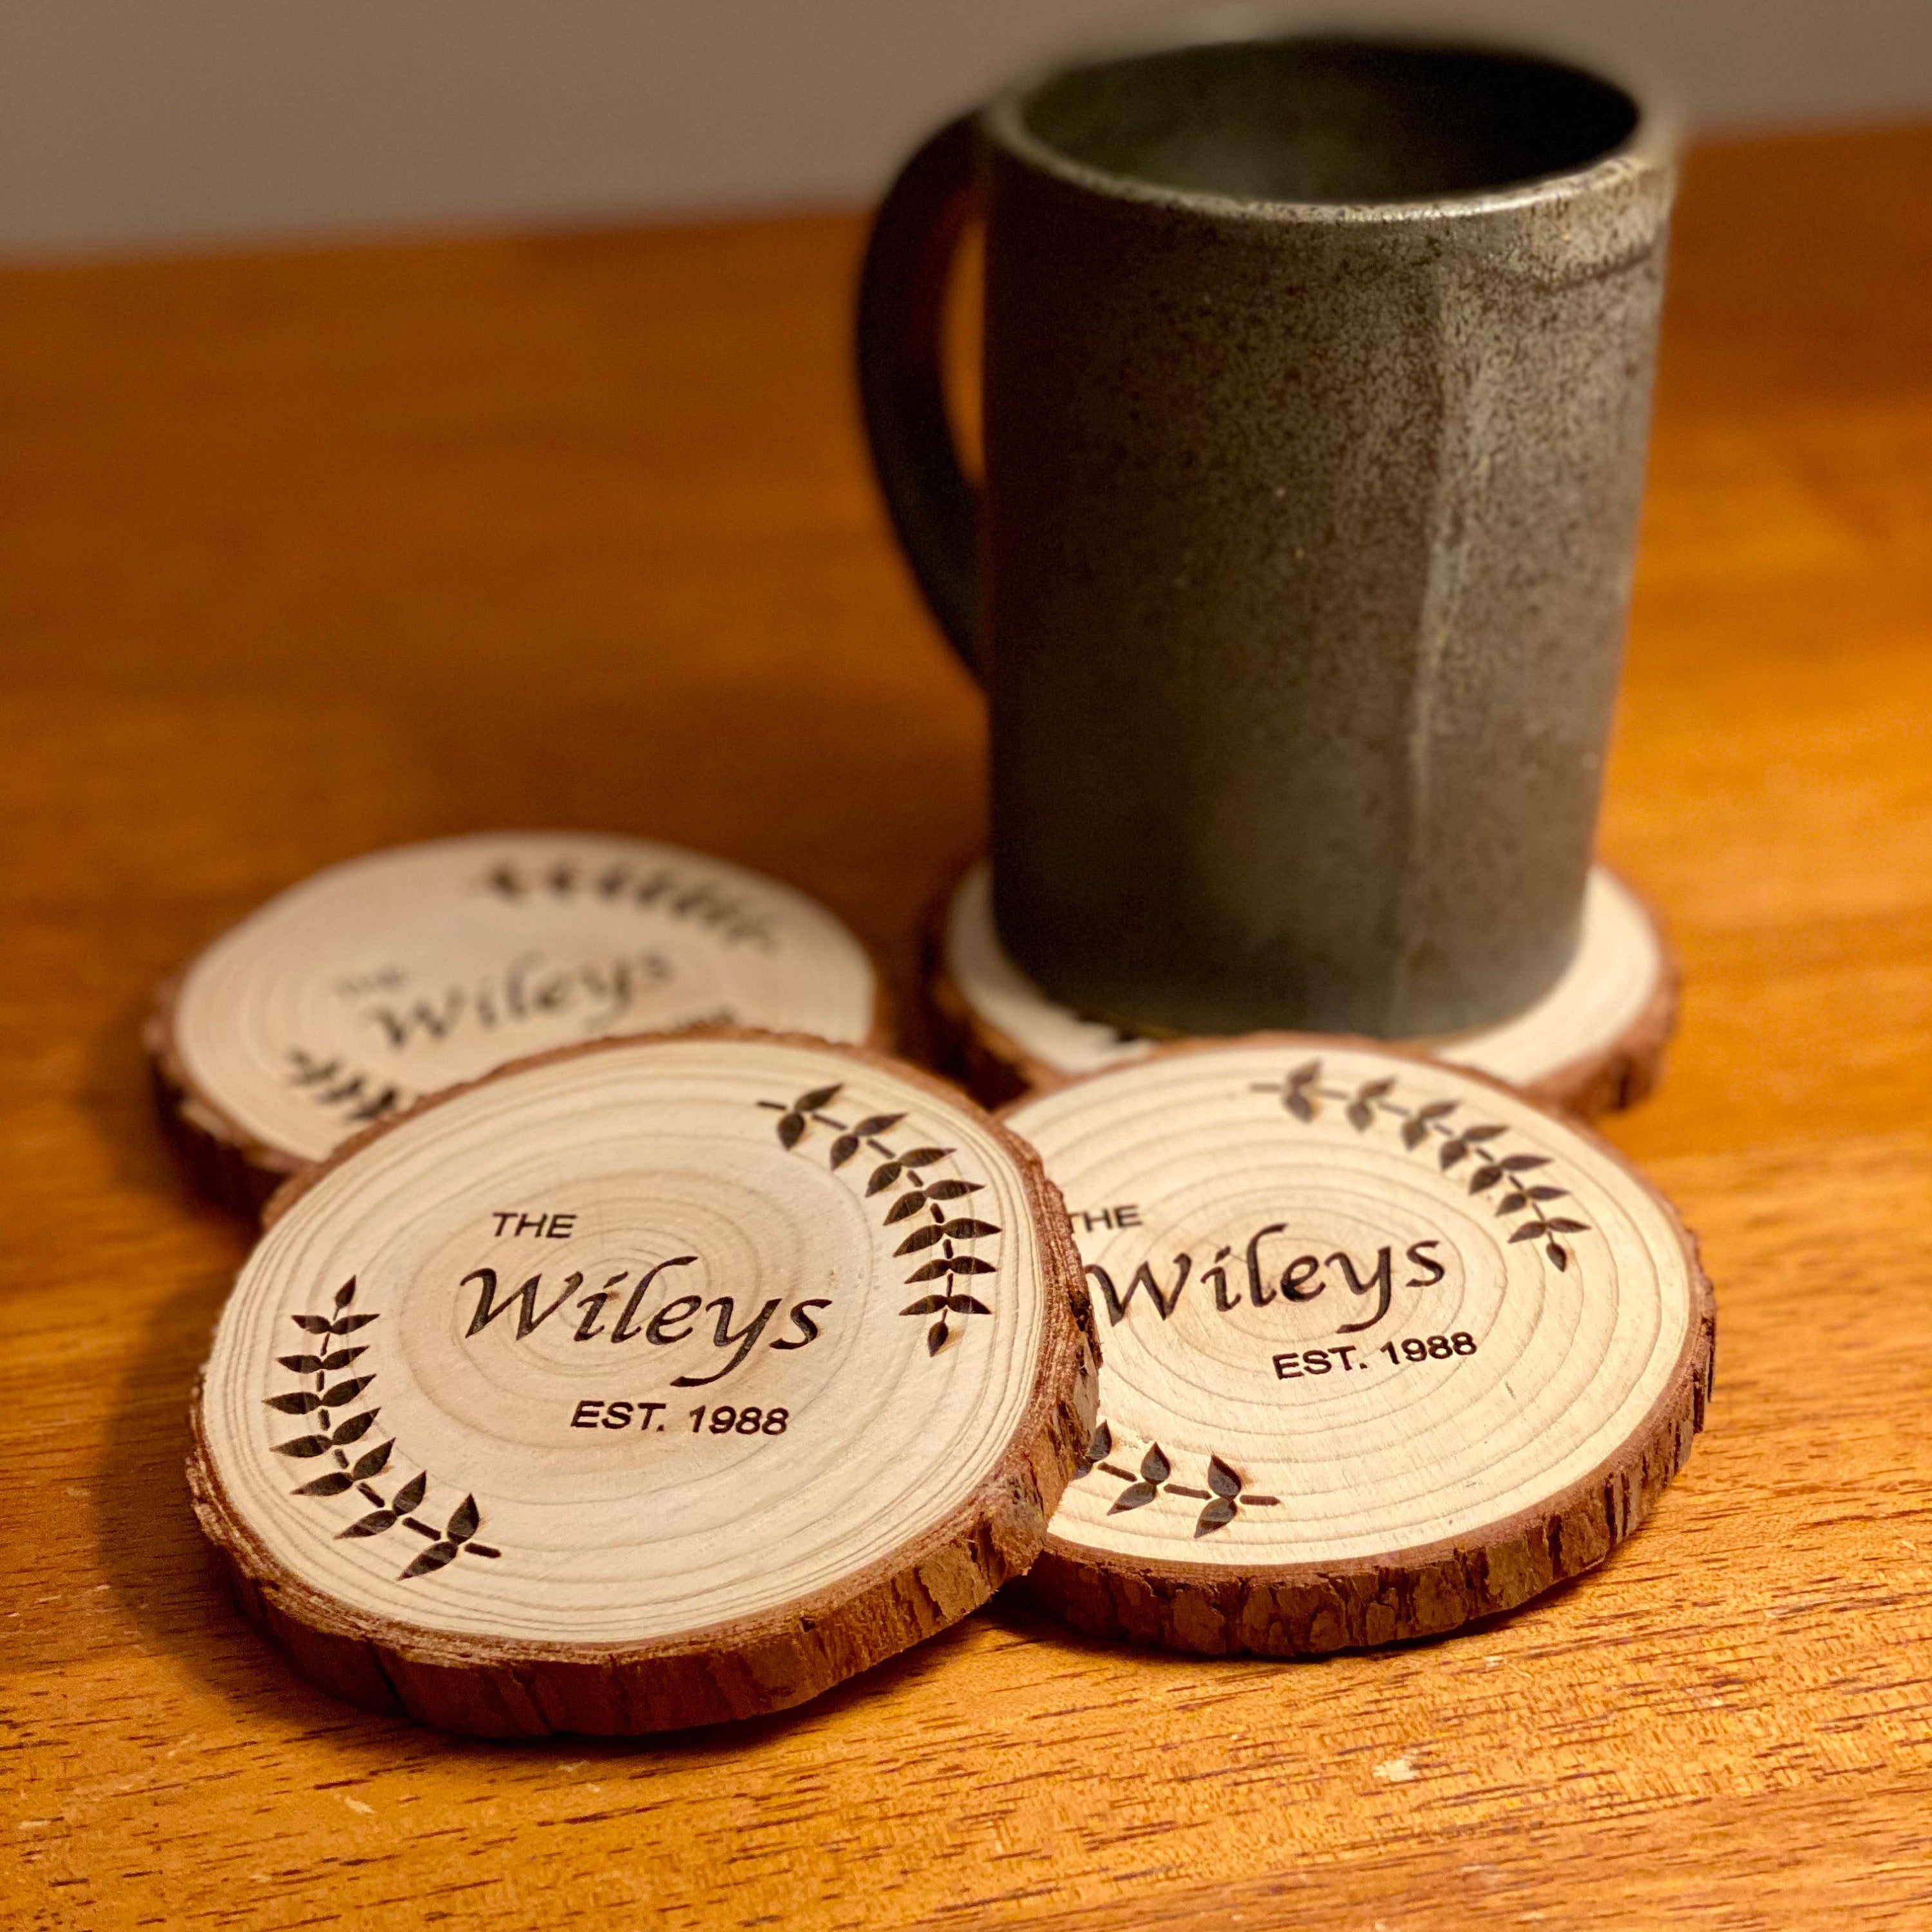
855, 114, 981, 677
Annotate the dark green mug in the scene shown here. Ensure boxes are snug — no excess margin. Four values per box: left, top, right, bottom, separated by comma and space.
858, 23, 1676, 1039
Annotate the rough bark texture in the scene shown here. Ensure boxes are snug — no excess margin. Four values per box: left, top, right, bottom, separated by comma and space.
1525, 909, 1679, 1119
192, 1379, 1097, 1736
145, 982, 300, 1218
924, 933, 1041, 1109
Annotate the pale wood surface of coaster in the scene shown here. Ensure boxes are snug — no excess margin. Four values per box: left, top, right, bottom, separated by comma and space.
188, 1031, 1097, 1735
934, 861, 1676, 1117
149, 832, 888, 1215
1005, 1039, 1714, 1656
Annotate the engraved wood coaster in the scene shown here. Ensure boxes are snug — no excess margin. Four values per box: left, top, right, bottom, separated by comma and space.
1003, 1039, 1713, 1656
149, 832, 889, 1215
931, 860, 1677, 1117
188, 1030, 1097, 1736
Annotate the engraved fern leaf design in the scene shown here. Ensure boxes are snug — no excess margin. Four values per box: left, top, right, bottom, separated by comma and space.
1074, 1422, 1280, 1539
479, 853, 777, 951
266, 1276, 500, 1578
285, 1046, 406, 1128
761, 1084, 1001, 1356
1253, 1061, 1591, 1271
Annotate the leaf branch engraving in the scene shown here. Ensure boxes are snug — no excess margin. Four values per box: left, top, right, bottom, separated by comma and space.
1253, 1061, 1591, 1272
760, 1083, 1000, 1356
1072, 1421, 1279, 1539
479, 854, 777, 951
267, 1276, 500, 1578
285, 1046, 406, 1127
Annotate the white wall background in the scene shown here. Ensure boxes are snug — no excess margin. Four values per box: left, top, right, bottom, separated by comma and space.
2, 0, 1928, 258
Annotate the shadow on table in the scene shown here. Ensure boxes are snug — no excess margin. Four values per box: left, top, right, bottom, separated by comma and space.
978, 1567, 1599, 1665
77, 980, 254, 1216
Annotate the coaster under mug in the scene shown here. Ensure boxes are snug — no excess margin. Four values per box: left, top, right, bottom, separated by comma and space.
933, 860, 1676, 1115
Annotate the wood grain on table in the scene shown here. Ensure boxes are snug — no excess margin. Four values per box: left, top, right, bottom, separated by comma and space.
5, 124, 1931, 1930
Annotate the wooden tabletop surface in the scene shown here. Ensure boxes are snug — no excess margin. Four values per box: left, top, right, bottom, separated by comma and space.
6, 122, 1931, 1929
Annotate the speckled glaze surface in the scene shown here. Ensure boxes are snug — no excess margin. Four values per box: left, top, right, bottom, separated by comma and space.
864, 29, 1678, 1039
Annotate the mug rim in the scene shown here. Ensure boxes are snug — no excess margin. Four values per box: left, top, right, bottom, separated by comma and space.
980, 22, 1680, 225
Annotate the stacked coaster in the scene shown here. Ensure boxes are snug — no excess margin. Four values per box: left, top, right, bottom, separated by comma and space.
149, 833, 886, 1214
931, 860, 1677, 1116
1005, 1039, 1714, 1653
188, 1030, 1097, 1736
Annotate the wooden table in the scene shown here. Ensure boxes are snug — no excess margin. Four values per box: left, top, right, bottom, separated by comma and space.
6, 124, 1931, 1929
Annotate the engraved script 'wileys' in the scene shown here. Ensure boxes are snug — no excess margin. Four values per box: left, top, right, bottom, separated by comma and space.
357, 948, 676, 1052
1081, 1231, 1446, 1336
459, 1258, 827, 1388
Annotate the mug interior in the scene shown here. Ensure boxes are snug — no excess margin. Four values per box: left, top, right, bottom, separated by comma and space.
1021, 35, 1640, 203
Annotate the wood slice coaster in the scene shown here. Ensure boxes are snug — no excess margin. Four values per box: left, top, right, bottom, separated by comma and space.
149, 832, 888, 1215
1003, 1039, 1714, 1656
931, 860, 1677, 1117
188, 1031, 1097, 1736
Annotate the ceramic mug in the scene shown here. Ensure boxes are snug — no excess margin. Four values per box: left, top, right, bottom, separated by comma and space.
857, 20, 1676, 1039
